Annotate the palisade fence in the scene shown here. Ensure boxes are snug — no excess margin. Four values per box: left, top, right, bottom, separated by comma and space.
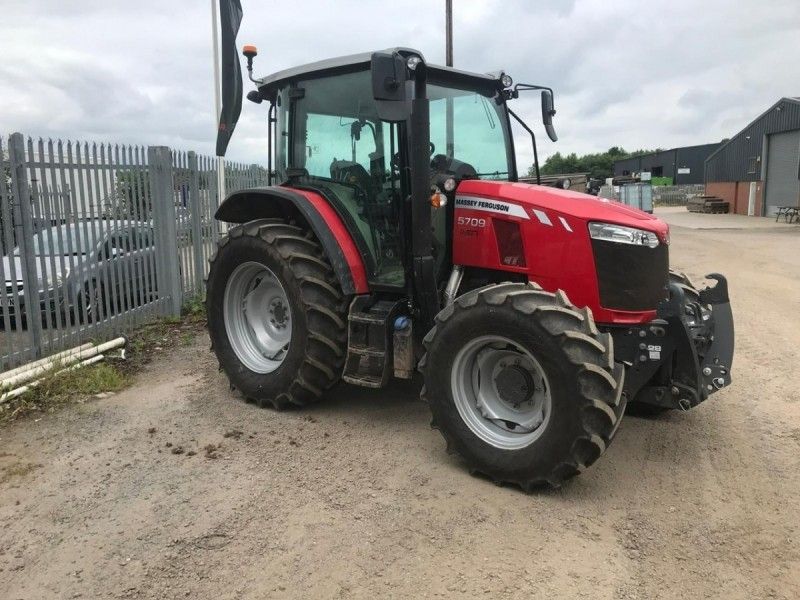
0, 132, 268, 371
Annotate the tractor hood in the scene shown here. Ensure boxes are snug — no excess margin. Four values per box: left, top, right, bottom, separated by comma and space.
457, 179, 669, 238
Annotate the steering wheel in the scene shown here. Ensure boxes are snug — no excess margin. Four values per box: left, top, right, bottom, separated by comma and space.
390, 142, 436, 173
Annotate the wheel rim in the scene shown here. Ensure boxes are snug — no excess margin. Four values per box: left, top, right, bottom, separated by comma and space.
450, 335, 552, 450
224, 261, 292, 374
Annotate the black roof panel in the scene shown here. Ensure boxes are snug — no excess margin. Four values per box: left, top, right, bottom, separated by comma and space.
256, 47, 503, 98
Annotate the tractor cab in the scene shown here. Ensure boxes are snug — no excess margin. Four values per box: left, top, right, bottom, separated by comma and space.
207, 47, 735, 489
253, 50, 522, 294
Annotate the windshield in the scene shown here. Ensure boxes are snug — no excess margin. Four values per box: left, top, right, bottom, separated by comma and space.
13, 224, 99, 256
428, 84, 512, 180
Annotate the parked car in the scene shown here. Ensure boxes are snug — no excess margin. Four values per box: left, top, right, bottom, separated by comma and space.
0, 220, 157, 329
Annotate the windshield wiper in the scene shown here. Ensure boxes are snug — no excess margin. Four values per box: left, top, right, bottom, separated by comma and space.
475, 171, 509, 178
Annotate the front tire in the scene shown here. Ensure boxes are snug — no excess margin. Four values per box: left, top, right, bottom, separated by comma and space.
206, 219, 349, 409
420, 283, 625, 489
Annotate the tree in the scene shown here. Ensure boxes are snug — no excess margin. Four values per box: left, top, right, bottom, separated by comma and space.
105, 169, 152, 219
530, 146, 661, 181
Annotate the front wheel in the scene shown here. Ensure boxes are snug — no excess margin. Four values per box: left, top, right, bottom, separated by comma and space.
420, 283, 625, 489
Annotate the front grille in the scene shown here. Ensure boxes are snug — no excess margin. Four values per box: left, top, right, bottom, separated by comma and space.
592, 239, 669, 311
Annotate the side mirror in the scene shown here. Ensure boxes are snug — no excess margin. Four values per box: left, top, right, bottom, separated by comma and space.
371, 51, 411, 122
541, 90, 558, 142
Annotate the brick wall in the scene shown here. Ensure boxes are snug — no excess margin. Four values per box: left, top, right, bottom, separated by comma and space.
705, 181, 763, 215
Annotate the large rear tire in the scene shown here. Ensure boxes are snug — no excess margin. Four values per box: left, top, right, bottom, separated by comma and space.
206, 219, 349, 409
420, 283, 625, 489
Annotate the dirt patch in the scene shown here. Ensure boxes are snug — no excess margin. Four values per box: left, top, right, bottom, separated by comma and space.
0, 461, 41, 485
0, 223, 798, 599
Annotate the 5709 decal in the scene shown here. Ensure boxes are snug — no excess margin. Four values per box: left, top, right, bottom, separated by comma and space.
457, 216, 487, 228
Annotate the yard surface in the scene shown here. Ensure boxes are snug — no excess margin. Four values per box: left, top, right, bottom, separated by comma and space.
1, 209, 799, 599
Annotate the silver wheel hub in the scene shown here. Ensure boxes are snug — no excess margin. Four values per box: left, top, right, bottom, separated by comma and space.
451, 335, 552, 450
224, 262, 292, 374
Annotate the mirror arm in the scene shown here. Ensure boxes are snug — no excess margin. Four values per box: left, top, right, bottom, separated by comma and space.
508, 107, 540, 185
513, 83, 555, 99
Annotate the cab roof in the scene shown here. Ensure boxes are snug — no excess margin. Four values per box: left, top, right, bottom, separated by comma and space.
256, 47, 506, 98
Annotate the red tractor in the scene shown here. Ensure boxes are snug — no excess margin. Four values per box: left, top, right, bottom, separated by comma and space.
206, 47, 734, 488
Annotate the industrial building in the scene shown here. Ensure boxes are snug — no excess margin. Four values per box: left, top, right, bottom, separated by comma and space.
613, 143, 721, 184
704, 97, 800, 216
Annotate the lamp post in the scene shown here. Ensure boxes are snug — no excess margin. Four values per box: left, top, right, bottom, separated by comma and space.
445, 0, 454, 157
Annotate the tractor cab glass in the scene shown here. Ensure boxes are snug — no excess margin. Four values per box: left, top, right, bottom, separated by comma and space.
428, 84, 512, 180
274, 67, 514, 288
276, 70, 405, 287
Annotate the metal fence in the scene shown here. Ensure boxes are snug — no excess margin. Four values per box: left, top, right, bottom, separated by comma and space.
652, 184, 705, 207
0, 132, 267, 371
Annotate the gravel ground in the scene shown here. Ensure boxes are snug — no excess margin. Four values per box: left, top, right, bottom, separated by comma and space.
1, 211, 798, 599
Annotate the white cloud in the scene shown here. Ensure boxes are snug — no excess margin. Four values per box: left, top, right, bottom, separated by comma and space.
1, 0, 798, 170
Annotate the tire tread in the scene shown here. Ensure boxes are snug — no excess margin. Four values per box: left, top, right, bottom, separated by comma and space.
207, 219, 348, 409
420, 282, 625, 490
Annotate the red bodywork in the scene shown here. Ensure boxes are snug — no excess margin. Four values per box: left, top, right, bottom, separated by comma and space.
287, 181, 670, 325
453, 180, 670, 325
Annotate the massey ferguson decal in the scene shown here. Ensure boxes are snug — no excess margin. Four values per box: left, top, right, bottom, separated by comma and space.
455, 195, 530, 220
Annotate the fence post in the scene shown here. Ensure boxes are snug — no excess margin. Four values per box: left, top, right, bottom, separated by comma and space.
210, 159, 222, 247
188, 152, 204, 296
148, 146, 182, 318
8, 133, 43, 358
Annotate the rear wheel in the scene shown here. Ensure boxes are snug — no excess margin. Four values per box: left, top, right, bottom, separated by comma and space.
420, 283, 625, 489
206, 219, 349, 409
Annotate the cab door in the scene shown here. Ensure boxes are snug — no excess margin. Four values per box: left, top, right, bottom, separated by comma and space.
287, 71, 408, 290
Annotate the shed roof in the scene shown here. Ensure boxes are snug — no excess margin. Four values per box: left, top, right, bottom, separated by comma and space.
705, 97, 800, 163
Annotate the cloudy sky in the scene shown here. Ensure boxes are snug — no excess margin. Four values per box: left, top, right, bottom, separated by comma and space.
1, 0, 799, 169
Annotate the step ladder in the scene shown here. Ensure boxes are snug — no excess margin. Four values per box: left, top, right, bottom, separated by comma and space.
342, 297, 402, 388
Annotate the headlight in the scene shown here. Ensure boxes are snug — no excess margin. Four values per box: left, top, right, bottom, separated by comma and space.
500, 73, 513, 88
588, 222, 660, 248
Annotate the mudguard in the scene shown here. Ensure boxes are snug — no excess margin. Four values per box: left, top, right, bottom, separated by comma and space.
215, 186, 368, 295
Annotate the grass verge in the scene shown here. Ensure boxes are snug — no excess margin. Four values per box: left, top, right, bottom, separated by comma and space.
0, 303, 207, 426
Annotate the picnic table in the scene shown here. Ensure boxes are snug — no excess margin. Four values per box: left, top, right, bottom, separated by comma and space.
775, 206, 800, 223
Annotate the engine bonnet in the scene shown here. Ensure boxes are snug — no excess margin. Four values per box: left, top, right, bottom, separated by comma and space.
456, 179, 669, 238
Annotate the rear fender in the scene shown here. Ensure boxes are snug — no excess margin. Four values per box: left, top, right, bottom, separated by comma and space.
215, 186, 368, 295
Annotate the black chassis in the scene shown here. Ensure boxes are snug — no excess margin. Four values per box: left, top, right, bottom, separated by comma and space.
603, 274, 734, 410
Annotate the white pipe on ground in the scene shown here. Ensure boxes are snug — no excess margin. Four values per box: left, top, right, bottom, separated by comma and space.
0, 354, 107, 404
0, 343, 94, 381
0, 337, 126, 390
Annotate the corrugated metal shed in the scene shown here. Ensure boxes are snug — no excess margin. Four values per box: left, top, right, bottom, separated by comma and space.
705, 97, 800, 182
613, 143, 721, 184
675, 143, 721, 184
640, 150, 676, 179
614, 157, 641, 177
